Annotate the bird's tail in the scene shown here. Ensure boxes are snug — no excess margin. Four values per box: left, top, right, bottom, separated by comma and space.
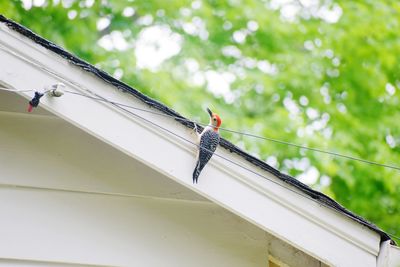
192, 161, 201, 184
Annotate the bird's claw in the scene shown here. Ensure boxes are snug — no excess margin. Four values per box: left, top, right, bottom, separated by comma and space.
192, 123, 198, 135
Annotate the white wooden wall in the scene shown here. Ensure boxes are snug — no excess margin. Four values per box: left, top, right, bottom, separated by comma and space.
0, 188, 267, 266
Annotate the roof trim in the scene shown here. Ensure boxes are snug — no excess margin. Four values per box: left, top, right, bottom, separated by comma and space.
0, 14, 391, 243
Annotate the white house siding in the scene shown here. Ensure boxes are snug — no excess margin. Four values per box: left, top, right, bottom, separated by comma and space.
0, 188, 266, 266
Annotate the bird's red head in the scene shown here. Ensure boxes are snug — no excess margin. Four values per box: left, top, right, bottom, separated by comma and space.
207, 108, 222, 131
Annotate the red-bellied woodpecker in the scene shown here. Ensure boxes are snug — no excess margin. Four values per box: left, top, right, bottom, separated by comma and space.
192, 107, 222, 183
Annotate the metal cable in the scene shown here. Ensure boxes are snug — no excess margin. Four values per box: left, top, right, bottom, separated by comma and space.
2, 86, 400, 171
0, 87, 34, 92
63, 90, 400, 171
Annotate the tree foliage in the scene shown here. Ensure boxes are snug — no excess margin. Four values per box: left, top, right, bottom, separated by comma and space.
2, 0, 399, 238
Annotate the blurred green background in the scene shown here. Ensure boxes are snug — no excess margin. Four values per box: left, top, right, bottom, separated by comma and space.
1, 0, 399, 239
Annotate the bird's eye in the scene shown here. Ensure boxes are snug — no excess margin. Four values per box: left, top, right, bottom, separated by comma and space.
213, 118, 216, 121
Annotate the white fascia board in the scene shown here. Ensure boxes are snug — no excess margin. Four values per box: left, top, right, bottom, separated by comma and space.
377, 241, 400, 267
389, 246, 400, 266
0, 24, 381, 266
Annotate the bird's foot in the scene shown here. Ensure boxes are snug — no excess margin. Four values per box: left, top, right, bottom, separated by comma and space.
192, 123, 200, 137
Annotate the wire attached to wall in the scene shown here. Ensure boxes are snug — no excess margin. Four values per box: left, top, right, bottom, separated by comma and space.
2, 84, 65, 112
1, 86, 400, 171
1, 85, 399, 242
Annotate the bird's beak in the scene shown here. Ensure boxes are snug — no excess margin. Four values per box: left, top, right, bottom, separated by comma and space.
206, 107, 213, 117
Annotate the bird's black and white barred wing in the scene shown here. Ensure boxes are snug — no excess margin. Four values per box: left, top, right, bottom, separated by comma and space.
192, 130, 220, 183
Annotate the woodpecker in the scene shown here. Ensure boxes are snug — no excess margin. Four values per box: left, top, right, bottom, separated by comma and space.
192, 107, 222, 183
